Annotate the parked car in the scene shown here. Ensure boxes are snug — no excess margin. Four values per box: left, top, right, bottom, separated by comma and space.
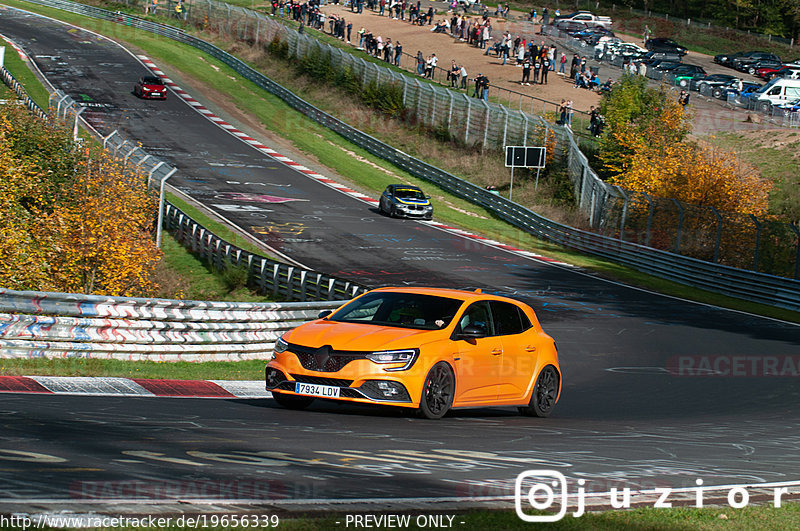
651, 60, 683, 72
715, 80, 762, 100
379, 184, 433, 220
597, 41, 646, 60
133, 76, 167, 100
668, 64, 707, 87
731, 52, 781, 73
265, 287, 562, 419
752, 77, 800, 111
552, 11, 613, 29
553, 20, 588, 34
714, 51, 747, 67
641, 50, 683, 64
695, 73, 738, 95
645, 38, 688, 56
775, 98, 800, 112
756, 64, 800, 80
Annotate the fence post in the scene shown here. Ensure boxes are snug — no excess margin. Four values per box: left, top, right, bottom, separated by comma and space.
644, 193, 654, 247
481, 99, 490, 150
448, 90, 454, 128
464, 94, 472, 145
672, 199, 685, 254
790, 223, 800, 280
501, 107, 509, 148
616, 186, 628, 241
751, 214, 762, 271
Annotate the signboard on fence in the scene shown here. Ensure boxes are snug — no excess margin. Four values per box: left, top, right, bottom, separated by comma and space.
505, 146, 546, 169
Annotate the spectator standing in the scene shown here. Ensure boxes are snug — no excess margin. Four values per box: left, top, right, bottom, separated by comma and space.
416, 50, 425, 75
521, 57, 531, 85
460, 64, 468, 89
394, 41, 402, 66
541, 56, 550, 84
532, 57, 541, 84
559, 52, 567, 74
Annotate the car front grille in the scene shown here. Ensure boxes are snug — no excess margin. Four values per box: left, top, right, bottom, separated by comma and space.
287, 343, 370, 372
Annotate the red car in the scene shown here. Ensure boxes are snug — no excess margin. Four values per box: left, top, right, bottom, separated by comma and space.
133, 76, 167, 100
756, 64, 800, 80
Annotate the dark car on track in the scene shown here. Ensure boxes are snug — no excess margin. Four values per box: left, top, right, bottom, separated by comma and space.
645, 38, 688, 56
133, 76, 167, 100
379, 184, 433, 220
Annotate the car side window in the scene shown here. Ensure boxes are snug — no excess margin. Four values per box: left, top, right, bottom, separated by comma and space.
457, 302, 493, 336
490, 301, 531, 336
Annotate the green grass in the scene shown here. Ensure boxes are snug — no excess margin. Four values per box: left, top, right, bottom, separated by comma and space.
705, 131, 800, 222
0, 34, 51, 108
4, 0, 800, 326
0, 358, 266, 379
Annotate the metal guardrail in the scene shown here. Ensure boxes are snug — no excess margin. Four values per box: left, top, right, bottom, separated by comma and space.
12, 0, 800, 312
164, 205, 365, 302
0, 288, 342, 360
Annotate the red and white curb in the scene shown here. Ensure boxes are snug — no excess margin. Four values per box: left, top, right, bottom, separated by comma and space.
0, 376, 267, 399
137, 56, 573, 268
0, 32, 30, 61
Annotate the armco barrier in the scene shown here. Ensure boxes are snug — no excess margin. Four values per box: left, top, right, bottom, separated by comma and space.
8, 0, 800, 311
163, 204, 366, 301
0, 288, 342, 360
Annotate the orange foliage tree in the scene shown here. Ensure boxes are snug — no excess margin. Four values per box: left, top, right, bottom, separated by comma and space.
0, 105, 162, 296
598, 75, 771, 216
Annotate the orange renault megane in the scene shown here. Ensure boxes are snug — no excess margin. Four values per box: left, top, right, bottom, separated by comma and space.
265, 287, 561, 419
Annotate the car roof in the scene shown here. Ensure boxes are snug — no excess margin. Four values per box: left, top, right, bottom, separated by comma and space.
369, 286, 525, 305
389, 184, 423, 191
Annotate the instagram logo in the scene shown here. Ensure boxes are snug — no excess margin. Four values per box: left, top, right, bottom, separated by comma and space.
515, 470, 568, 522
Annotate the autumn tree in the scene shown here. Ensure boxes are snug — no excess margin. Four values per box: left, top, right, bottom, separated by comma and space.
0, 105, 162, 296
598, 74, 771, 216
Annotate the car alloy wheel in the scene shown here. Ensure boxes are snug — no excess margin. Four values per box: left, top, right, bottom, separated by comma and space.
417, 362, 454, 419
272, 391, 315, 410
519, 365, 559, 417
712, 88, 722, 99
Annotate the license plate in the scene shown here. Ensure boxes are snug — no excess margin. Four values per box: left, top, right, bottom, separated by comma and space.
295, 382, 340, 398
151, 93, 162, 97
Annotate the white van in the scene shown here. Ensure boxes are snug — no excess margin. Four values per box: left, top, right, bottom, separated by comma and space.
753, 78, 800, 111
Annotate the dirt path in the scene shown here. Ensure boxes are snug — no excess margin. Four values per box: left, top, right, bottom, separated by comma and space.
318, 5, 602, 113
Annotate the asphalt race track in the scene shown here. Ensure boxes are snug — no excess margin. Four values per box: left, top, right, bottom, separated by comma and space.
1, 5, 800, 514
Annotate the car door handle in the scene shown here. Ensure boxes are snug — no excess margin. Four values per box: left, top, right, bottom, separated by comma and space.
525, 345, 537, 352
491, 348, 503, 356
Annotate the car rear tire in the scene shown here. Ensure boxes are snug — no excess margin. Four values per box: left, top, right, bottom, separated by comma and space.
748, 67, 756, 75
416, 362, 454, 419
519, 365, 559, 418
272, 391, 315, 410
712, 88, 722, 99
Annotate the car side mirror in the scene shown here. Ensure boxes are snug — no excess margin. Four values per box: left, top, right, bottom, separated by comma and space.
457, 325, 487, 339
318, 310, 332, 319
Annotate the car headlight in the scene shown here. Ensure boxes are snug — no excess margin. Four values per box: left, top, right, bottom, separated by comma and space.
274, 337, 289, 353
366, 349, 419, 371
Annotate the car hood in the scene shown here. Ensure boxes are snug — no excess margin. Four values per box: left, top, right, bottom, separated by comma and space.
285, 320, 442, 351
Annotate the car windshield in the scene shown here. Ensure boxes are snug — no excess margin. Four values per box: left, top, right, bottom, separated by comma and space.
142, 76, 164, 85
329, 292, 464, 330
395, 188, 425, 200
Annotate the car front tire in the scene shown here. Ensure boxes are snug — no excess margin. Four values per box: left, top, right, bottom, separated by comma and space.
417, 362, 455, 419
519, 365, 559, 418
272, 391, 315, 410
712, 88, 722, 99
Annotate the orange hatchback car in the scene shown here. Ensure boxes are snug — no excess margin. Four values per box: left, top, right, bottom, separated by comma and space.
265, 287, 561, 419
